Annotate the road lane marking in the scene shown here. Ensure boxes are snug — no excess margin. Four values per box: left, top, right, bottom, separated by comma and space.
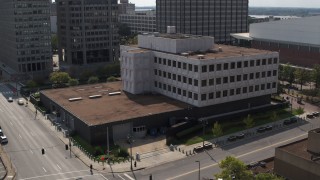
56, 174, 103, 180
99, 174, 109, 180
42, 167, 47, 173
19, 134, 22, 139
20, 169, 89, 180
124, 173, 135, 180
118, 174, 126, 180
167, 133, 308, 180
56, 164, 61, 170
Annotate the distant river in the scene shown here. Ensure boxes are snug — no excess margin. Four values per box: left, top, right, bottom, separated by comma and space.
249, 15, 300, 19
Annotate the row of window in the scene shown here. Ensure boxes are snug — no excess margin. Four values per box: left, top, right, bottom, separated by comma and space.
154, 81, 276, 101
154, 69, 277, 87
154, 57, 278, 72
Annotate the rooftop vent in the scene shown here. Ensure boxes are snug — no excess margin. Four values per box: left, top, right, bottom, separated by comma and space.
197, 55, 205, 59
108, 91, 121, 96
77, 89, 85, 91
89, 94, 102, 99
219, 47, 223, 52
154, 32, 160, 37
167, 26, 176, 34
181, 52, 189, 56
69, 97, 82, 102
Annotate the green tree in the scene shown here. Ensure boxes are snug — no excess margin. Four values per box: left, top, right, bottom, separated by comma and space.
26, 80, 38, 88
282, 64, 295, 86
215, 156, 254, 180
243, 114, 255, 130
312, 64, 320, 89
107, 76, 117, 82
50, 72, 70, 85
51, 34, 58, 53
255, 173, 284, 180
87, 76, 99, 84
68, 78, 79, 86
270, 111, 278, 126
212, 121, 223, 138
294, 68, 311, 91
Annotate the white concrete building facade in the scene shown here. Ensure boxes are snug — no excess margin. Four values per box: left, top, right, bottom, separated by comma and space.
121, 33, 279, 107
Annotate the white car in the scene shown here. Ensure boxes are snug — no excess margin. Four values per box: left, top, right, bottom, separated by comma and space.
18, 98, 24, 105
0, 135, 8, 144
0, 129, 3, 136
8, 97, 13, 102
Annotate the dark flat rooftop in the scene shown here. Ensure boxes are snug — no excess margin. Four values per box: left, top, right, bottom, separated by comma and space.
41, 82, 188, 126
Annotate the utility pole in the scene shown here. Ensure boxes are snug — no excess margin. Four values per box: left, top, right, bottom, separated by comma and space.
127, 134, 133, 170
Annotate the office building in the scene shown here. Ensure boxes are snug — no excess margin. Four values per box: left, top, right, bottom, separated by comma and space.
118, 0, 135, 14
0, 0, 52, 80
232, 16, 320, 67
156, 0, 249, 43
119, 10, 156, 34
56, 0, 119, 75
50, 2, 57, 33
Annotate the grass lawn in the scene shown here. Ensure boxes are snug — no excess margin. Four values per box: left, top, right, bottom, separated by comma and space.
172, 107, 299, 146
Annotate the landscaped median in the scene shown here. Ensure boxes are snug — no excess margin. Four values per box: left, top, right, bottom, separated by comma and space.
170, 107, 304, 146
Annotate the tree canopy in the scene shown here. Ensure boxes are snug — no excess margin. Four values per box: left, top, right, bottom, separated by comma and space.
87, 76, 99, 84
212, 121, 223, 138
50, 72, 70, 85
243, 114, 255, 129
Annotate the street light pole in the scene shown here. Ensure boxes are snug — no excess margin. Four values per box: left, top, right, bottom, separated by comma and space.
195, 161, 200, 180
128, 134, 133, 170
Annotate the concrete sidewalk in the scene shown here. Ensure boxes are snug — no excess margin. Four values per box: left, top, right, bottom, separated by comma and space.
0, 145, 16, 179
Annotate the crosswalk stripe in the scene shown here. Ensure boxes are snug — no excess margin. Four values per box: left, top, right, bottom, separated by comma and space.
124, 173, 135, 180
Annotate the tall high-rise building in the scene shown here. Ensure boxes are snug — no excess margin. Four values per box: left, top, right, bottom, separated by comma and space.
57, 0, 119, 75
0, 0, 52, 80
156, 0, 249, 43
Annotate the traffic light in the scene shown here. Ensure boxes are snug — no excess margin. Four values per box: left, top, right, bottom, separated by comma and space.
65, 144, 69, 150
41, 148, 45, 155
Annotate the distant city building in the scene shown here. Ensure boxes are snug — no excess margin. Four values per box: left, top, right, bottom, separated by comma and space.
119, 10, 156, 34
56, 0, 119, 75
249, 15, 300, 24
274, 128, 320, 180
0, 0, 52, 80
121, 29, 279, 108
156, 0, 249, 43
231, 16, 320, 67
118, 0, 135, 14
50, 2, 57, 33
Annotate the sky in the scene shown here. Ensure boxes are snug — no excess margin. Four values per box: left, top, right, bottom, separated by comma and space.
130, 0, 320, 8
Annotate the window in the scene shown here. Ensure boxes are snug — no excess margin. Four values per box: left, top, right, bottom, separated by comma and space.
243, 87, 247, 93
237, 62, 242, 68
236, 88, 241, 95
159, 58, 162, 64
168, 60, 172, 66
267, 83, 271, 89
173, 74, 176, 80
202, 65, 207, 72
194, 65, 198, 72
209, 93, 214, 99
201, 80, 207, 87
261, 84, 265, 90
188, 78, 192, 85
230, 76, 235, 83
183, 76, 187, 83
168, 85, 171, 91
268, 58, 272, 64
183, 90, 186, 97
163, 72, 167, 78
178, 88, 181, 95
255, 85, 259, 91
168, 73, 172, 79
183, 63, 187, 70
250, 73, 254, 80
154, 81, 158, 87
209, 65, 214, 72
159, 70, 162, 77
244, 61, 248, 67
154, 57, 157, 63
194, 93, 198, 100
273, 58, 278, 64
178, 75, 181, 82
250, 60, 255, 67
272, 82, 277, 88
173, 60, 176, 67
267, 71, 271, 77
163, 59, 167, 65
178, 62, 181, 68
159, 82, 162, 88
216, 78, 221, 84
216, 91, 221, 98
194, 79, 198, 86
262, 59, 266, 65
209, 79, 214, 86
262, 72, 266, 78
173, 87, 176, 93
243, 74, 248, 80
249, 86, 254, 92
256, 59, 261, 66
273, 70, 277, 76
237, 75, 242, 81
223, 77, 228, 84
154, 69, 157, 75
224, 63, 229, 70
201, 94, 207, 101
188, 64, 193, 71
256, 72, 260, 79
230, 62, 235, 69
188, 92, 192, 98
230, 89, 235, 96
163, 84, 167, 90
223, 90, 228, 97
217, 64, 222, 71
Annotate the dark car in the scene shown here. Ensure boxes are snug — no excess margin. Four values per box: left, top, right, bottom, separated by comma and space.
227, 136, 237, 142
312, 112, 319, 117
306, 114, 314, 119
257, 127, 266, 133
290, 117, 298, 123
283, 119, 291, 125
236, 133, 245, 139
265, 125, 273, 131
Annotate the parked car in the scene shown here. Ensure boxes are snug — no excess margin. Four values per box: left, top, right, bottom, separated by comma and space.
0, 129, 3, 136
236, 133, 245, 139
265, 125, 273, 131
17, 98, 24, 105
283, 119, 291, 125
290, 117, 298, 123
257, 127, 266, 133
306, 114, 314, 119
227, 135, 237, 142
0, 135, 8, 144
7, 97, 13, 102
312, 112, 319, 117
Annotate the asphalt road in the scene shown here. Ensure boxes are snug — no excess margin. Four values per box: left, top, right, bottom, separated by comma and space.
134, 116, 320, 180
0, 83, 115, 180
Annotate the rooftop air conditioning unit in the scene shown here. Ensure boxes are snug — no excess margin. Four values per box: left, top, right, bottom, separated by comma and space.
218, 47, 223, 52
197, 55, 205, 59
69, 97, 83, 102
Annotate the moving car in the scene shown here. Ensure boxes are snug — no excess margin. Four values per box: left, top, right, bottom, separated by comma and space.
17, 98, 24, 105
227, 135, 237, 141
0, 135, 8, 144
7, 97, 13, 102
265, 125, 273, 131
236, 133, 245, 139
257, 127, 266, 133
